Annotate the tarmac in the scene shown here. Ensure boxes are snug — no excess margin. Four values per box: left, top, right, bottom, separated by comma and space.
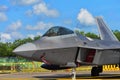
0, 71, 119, 80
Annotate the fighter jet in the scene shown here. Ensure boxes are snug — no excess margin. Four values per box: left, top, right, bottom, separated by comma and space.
13, 17, 120, 77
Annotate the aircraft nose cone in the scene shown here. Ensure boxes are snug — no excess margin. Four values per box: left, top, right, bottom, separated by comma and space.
13, 43, 37, 58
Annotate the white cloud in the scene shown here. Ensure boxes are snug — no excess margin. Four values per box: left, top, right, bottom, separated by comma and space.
11, 0, 40, 5
26, 21, 53, 30
0, 5, 8, 11
74, 27, 81, 31
36, 32, 42, 36
0, 12, 7, 22
20, 0, 40, 5
27, 34, 35, 39
27, 32, 42, 39
32, 2, 59, 17
63, 19, 72, 25
7, 20, 22, 32
77, 8, 95, 26
0, 32, 24, 42
0, 18, 24, 42
0, 33, 11, 42
11, 32, 23, 39
26, 10, 33, 17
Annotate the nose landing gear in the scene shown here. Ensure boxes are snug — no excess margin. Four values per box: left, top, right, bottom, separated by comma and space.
71, 68, 76, 80
70, 66, 102, 80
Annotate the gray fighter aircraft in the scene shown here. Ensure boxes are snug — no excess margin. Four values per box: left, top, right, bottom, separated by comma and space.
13, 17, 120, 77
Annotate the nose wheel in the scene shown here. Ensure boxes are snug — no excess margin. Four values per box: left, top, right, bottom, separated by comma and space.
71, 68, 76, 80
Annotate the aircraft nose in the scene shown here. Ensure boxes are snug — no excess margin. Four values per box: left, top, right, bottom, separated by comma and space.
13, 43, 37, 58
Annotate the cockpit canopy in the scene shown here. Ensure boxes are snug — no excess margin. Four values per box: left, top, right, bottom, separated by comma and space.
43, 26, 74, 37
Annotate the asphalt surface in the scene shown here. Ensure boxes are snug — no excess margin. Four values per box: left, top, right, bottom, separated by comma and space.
0, 71, 119, 80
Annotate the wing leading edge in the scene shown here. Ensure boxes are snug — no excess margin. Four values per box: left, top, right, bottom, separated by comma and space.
95, 17, 118, 41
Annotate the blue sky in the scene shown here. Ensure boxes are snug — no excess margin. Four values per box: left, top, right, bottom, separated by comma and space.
0, 0, 120, 42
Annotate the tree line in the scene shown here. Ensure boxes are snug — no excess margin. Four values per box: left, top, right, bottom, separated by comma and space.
0, 30, 120, 57
0, 36, 40, 57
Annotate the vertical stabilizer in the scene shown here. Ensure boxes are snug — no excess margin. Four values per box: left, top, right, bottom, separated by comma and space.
95, 17, 118, 41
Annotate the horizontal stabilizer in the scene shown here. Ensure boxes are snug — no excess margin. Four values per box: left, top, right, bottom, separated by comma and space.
95, 17, 118, 41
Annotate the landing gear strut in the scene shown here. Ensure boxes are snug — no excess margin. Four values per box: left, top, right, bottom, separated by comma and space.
71, 68, 76, 80
91, 66, 102, 76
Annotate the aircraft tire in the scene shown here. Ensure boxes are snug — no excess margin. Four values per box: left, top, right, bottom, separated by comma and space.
91, 67, 99, 76
97, 66, 103, 73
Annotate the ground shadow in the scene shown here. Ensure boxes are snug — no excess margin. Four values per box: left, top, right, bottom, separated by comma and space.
34, 73, 120, 79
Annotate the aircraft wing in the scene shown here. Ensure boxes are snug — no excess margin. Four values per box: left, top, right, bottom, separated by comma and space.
77, 40, 120, 50
95, 17, 118, 41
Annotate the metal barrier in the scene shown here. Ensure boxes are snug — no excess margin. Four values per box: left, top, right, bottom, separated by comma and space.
0, 62, 49, 73
103, 64, 120, 71
0, 62, 119, 73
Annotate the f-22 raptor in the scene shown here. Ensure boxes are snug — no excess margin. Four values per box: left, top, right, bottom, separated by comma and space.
13, 17, 120, 77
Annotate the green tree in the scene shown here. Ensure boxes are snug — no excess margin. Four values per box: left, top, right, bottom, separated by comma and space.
113, 30, 120, 41
0, 36, 41, 57
33, 36, 40, 41
75, 30, 99, 39
85, 32, 99, 39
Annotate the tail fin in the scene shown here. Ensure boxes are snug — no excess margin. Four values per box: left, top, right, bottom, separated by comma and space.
95, 16, 118, 41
